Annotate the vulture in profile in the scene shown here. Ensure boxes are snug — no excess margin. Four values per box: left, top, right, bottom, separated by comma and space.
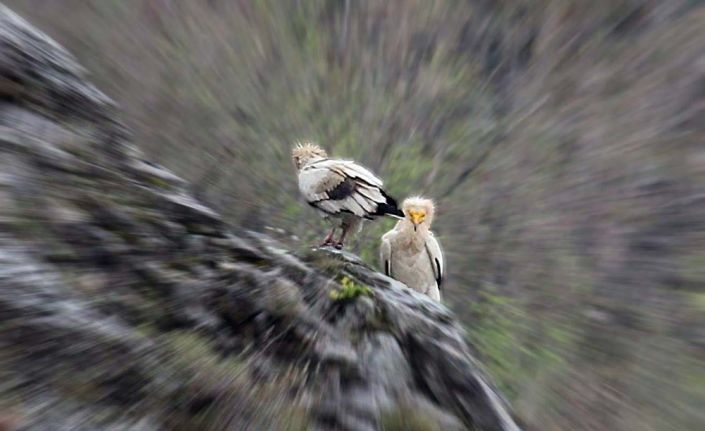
292, 142, 403, 248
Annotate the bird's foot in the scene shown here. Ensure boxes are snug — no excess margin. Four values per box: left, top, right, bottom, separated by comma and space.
320, 238, 336, 248
334, 241, 344, 250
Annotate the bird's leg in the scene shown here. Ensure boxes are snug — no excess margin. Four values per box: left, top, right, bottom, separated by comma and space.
335, 225, 349, 249
321, 227, 337, 247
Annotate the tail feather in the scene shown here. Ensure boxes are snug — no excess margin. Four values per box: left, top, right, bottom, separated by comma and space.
375, 191, 404, 218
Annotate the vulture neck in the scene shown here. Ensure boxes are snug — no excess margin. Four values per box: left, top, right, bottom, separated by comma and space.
398, 220, 428, 251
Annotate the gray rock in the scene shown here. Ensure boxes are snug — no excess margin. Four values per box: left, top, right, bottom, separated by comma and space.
0, 5, 521, 431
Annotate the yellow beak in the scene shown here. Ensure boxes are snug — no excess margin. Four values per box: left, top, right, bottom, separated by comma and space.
409, 212, 425, 226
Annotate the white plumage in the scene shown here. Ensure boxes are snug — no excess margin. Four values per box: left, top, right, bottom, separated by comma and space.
292, 142, 402, 248
299, 160, 386, 215
380, 197, 444, 301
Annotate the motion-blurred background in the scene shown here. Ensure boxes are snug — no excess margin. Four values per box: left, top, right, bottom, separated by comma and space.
6, 1, 704, 430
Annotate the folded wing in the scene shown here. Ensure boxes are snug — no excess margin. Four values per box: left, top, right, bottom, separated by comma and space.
425, 232, 444, 288
380, 233, 393, 277
298, 159, 401, 219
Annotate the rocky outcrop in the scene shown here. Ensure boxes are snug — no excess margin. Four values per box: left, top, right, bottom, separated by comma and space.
0, 6, 520, 431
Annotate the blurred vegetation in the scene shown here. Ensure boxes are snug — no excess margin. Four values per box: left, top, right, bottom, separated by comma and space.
7, 0, 704, 429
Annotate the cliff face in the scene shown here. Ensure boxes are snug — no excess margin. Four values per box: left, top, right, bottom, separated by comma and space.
0, 6, 519, 431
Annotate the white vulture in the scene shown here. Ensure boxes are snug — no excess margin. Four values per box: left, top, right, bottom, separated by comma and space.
292, 142, 403, 248
380, 197, 444, 301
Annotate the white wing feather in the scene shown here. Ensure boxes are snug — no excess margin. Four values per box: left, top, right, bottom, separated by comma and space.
298, 165, 345, 202
320, 159, 384, 187
425, 232, 444, 287
315, 200, 341, 214
356, 183, 386, 203
340, 196, 366, 217
352, 193, 375, 213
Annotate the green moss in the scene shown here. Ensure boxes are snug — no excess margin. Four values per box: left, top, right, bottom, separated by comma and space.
329, 276, 373, 301
688, 292, 705, 312
146, 176, 171, 189
159, 330, 244, 378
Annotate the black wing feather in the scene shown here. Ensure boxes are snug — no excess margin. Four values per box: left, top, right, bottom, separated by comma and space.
435, 258, 443, 288
326, 177, 356, 200
371, 190, 404, 217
